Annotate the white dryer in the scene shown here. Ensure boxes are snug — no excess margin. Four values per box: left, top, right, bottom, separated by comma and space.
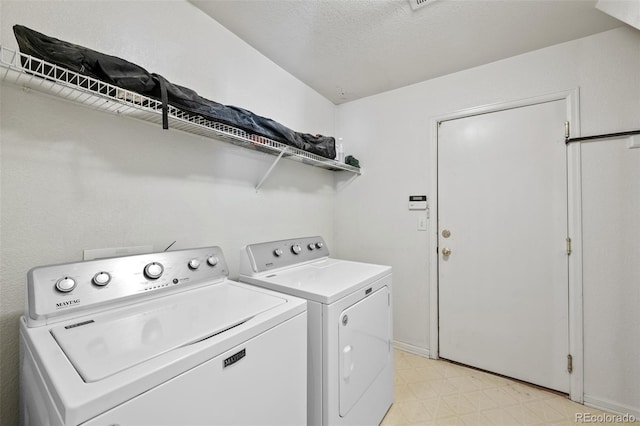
20, 246, 307, 426
239, 236, 393, 426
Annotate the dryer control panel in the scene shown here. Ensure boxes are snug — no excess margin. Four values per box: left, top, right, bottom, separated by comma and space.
241, 236, 329, 274
27, 246, 229, 326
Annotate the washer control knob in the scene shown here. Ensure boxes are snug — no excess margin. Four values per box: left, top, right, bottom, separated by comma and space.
315, 242, 324, 249
273, 248, 284, 257
55, 277, 76, 293
144, 262, 164, 280
188, 259, 201, 270
291, 244, 302, 255
92, 272, 111, 286
207, 256, 218, 267
307, 243, 315, 250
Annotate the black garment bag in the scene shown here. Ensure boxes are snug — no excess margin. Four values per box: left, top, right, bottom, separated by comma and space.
13, 25, 336, 159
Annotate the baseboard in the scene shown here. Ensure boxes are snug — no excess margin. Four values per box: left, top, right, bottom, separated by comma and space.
392, 340, 431, 358
583, 395, 640, 419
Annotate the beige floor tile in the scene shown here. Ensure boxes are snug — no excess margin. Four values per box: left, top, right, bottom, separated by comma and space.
504, 403, 549, 425
407, 354, 436, 369
427, 378, 462, 397
395, 400, 437, 423
459, 411, 495, 426
397, 368, 427, 384
397, 383, 420, 402
396, 354, 416, 370
447, 375, 486, 393
543, 396, 588, 418
482, 387, 522, 408
503, 382, 555, 404
434, 415, 467, 425
414, 366, 449, 381
442, 395, 478, 416
522, 399, 567, 424
431, 399, 460, 419
383, 349, 626, 426
396, 372, 409, 385
463, 390, 503, 411
441, 363, 472, 379
477, 407, 516, 425
381, 404, 409, 426
408, 381, 441, 400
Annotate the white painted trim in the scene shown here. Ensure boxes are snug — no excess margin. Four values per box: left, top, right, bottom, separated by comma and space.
566, 89, 584, 404
428, 88, 583, 395
428, 116, 439, 360
431, 90, 579, 124
393, 340, 430, 358
584, 395, 640, 419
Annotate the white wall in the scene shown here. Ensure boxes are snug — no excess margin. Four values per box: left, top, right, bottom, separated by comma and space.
335, 26, 640, 410
0, 2, 337, 424
581, 136, 640, 415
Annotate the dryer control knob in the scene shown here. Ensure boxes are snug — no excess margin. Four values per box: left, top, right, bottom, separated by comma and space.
315, 242, 324, 249
188, 259, 201, 270
92, 272, 111, 286
307, 243, 315, 250
207, 256, 218, 267
55, 277, 76, 293
291, 244, 302, 255
274, 248, 284, 257
144, 262, 164, 280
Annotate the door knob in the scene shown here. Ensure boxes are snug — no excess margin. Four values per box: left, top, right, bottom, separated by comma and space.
442, 229, 451, 238
442, 247, 452, 256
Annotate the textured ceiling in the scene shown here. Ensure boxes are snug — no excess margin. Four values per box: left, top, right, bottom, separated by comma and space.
191, 0, 624, 104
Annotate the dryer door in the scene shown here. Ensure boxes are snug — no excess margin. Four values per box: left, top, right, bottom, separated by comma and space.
338, 286, 391, 417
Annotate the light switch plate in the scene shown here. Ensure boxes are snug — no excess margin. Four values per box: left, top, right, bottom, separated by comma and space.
418, 217, 428, 231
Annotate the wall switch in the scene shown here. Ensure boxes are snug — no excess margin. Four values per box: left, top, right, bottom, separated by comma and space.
628, 135, 640, 149
418, 217, 428, 231
84, 245, 153, 260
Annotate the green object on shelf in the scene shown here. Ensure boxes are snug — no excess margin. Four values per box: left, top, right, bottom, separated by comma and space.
345, 155, 360, 168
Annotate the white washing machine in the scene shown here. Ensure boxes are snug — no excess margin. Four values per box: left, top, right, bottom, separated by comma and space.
20, 246, 307, 426
239, 236, 393, 426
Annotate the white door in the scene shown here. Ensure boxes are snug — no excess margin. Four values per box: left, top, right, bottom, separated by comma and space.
438, 100, 570, 393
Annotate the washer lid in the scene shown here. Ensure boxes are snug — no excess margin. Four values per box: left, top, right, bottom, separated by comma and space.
242, 259, 391, 304
50, 282, 286, 383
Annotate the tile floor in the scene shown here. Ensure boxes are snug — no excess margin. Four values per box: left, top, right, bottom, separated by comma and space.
382, 349, 634, 426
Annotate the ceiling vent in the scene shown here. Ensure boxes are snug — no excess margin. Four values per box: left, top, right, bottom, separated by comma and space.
409, 0, 436, 11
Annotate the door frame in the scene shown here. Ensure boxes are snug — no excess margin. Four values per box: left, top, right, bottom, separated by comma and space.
427, 89, 584, 402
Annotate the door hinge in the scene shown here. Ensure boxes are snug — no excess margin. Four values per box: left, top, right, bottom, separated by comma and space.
565, 121, 570, 140
566, 237, 572, 255
567, 354, 573, 373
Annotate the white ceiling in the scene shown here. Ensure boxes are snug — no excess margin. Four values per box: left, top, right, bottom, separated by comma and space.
191, 0, 624, 104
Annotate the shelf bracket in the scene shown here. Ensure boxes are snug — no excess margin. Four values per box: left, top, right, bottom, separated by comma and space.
336, 171, 360, 192
256, 147, 289, 191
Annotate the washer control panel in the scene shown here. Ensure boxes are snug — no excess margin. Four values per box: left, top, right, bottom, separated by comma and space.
27, 246, 229, 325
243, 236, 329, 273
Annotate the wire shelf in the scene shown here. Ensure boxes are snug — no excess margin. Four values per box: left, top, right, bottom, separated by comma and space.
0, 46, 361, 175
